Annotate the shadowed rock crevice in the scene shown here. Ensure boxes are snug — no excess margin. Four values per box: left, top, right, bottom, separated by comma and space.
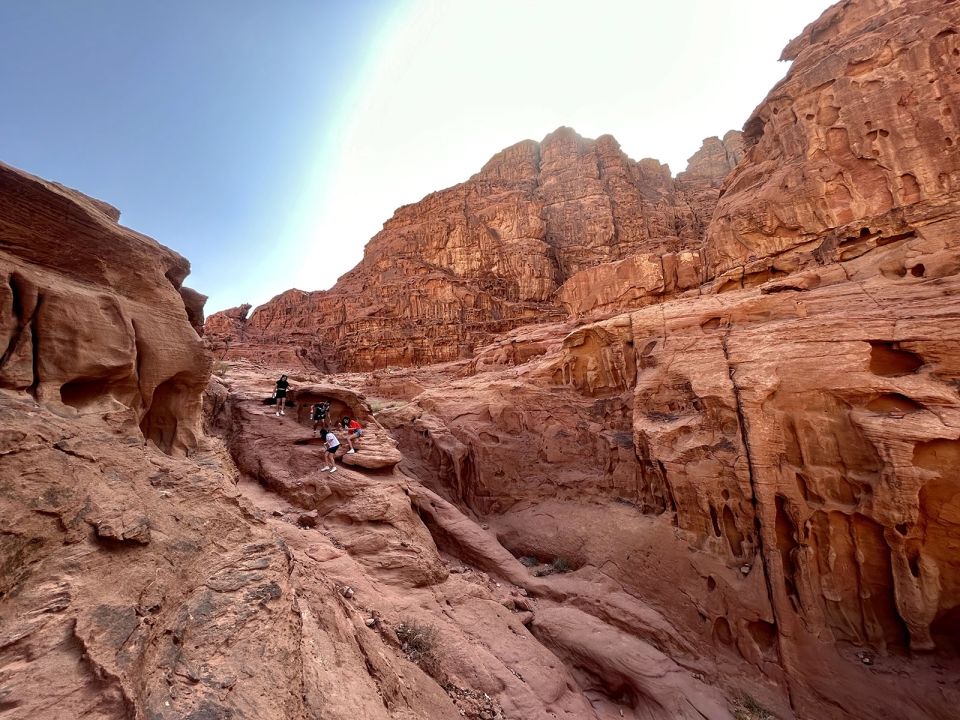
868, 341, 924, 376
139, 372, 193, 454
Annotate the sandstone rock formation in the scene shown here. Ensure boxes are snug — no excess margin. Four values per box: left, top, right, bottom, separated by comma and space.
2, 167, 740, 719
705, 0, 960, 291
204, 362, 738, 719
206, 129, 742, 370
0, 162, 209, 455
358, 2, 960, 718
5, 0, 960, 719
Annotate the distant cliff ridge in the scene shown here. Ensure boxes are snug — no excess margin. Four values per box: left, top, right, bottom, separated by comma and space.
205, 128, 743, 370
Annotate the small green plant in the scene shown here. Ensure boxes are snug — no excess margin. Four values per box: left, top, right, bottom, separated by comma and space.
212, 361, 229, 377
733, 694, 776, 720
395, 620, 438, 660
519, 556, 539, 567
531, 557, 573, 577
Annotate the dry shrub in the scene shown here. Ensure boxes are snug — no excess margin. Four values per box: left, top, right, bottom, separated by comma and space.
395, 620, 438, 660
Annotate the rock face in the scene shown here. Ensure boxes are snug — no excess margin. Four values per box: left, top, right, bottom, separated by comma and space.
1, 170, 738, 719
206, 129, 742, 370
0, 162, 209, 455
705, 0, 960, 288
357, 1, 960, 718
0, 395, 305, 719
202, 362, 736, 720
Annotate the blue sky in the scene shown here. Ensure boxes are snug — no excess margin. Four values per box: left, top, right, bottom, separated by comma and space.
0, 0, 400, 310
0, 1, 834, 314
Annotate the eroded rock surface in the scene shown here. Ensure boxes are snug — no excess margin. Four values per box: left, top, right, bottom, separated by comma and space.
349, 2, 960, 718
0, 162, 209, 455
202, 362, 736, 719
0, 171, 735, 719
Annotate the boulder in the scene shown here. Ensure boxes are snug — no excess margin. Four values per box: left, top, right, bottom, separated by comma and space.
0, 162, 209, 455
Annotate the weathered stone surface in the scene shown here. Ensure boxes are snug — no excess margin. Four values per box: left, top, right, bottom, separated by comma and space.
7, 1, 960, 719
201, 362, 730, 718
0, 162, 209, 455
362, 3, 960, 718
205, 129, 739, 370
705, 0, 960, 287
0, 395, 304, 720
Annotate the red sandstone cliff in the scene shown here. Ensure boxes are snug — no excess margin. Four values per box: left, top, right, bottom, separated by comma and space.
206, 129, 743, 370
0, 162, 736, 720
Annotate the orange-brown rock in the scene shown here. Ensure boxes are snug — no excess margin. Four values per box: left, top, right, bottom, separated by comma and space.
7, 1, 960, 719
705, 0, 960, 288
359, 2, 960, 718
206, 129, 741, 370
0, 162, 209, 455
376, 254, 960, 719
203, 362, 737, 719
1, 170, 739, 719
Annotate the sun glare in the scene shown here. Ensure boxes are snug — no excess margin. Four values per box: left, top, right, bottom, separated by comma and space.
285, 0, 833, 307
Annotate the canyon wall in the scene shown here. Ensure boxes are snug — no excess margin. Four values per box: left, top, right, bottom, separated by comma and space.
3, 0, 959, 718
362, 1, 960, 717
0, 164, 741, 720
205, 130, 743, 370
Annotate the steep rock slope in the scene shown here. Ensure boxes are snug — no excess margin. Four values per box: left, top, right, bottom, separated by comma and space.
706, 0, 960, 286
203, 362, 738, 720
206, 130, 742, 370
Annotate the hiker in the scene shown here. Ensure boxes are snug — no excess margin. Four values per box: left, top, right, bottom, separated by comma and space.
339, 416, 363, 454
319, 427, 340, 473
273, 374, 290, 416
312, 400, 331, 434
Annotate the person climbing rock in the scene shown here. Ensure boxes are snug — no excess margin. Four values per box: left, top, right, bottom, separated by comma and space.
312, 400, 331, 434
339, 416, 363, 453
273, 374, 290, 416
319, 427, 340, 473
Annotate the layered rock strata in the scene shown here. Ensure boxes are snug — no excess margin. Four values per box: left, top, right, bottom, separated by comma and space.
4, 0, 960, 718
0, 162, 209, 454
704, 0, 960, 289
0, 170, 740, 718
206, 130, 743, 370
204, 362, 739, 719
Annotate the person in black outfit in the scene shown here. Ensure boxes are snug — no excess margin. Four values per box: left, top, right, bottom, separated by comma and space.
274, 374, 290, 416
312, 401, 331, 434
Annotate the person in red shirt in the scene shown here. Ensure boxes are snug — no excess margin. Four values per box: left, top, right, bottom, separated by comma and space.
340, 416, 363, 454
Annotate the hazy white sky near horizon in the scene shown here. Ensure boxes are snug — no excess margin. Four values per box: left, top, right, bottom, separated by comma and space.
0, 1, 836, 314
287, 0, 834, 314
